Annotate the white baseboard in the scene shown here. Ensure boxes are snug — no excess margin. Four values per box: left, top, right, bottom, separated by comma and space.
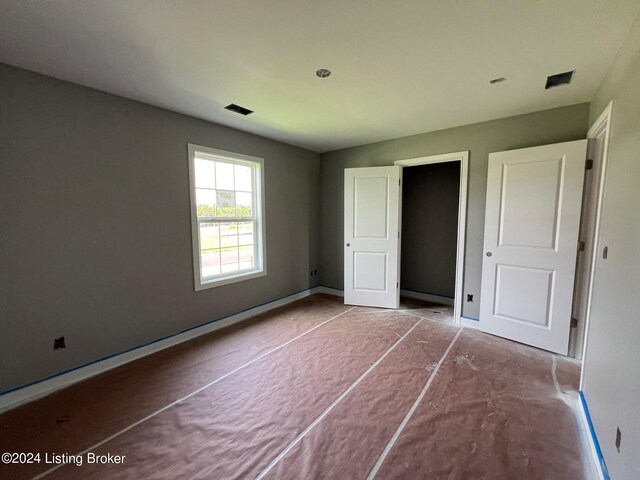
461, 317, 479, 329
400, 289, 454, 306
314, 286, 344, 297
0, 288, 319, 413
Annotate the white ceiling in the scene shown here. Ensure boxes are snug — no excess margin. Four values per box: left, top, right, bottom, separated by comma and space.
1, 1, 638, 152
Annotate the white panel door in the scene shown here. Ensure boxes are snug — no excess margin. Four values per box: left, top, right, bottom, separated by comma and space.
479, 140, 587, 354
344, 166, 402, 308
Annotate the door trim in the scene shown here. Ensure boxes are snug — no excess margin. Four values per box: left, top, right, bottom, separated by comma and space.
394, 151, 469, 325
580, 101, 613, 386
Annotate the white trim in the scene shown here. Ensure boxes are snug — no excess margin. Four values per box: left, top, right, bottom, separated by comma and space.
256, 317, 424, 479
394, 151, 469, 325
314, 286, 345, 297
395, 151, 468, 167
0, 288, 322, 413
400, 289, 454, 306
460, 316, 479, 329
187, 144, 267, 291
367, 327, 463, 479
578, 394, 607, 480
580, 101, 613, 389
320, 286, 459, 311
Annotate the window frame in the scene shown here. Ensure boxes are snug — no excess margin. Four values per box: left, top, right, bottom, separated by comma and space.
188, 144, 267, 291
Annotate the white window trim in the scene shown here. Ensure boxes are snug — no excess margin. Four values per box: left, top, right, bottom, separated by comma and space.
188, 144, 267, 291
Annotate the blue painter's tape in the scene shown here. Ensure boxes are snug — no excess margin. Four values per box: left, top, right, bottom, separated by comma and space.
579, 391, 610, 480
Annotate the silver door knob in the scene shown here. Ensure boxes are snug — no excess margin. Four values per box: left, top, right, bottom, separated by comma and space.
486, 252, 492, 257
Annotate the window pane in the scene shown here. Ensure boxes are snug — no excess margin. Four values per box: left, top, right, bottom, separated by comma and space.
238, 221, 253, 234
216, 190, 236, 217
216, 161, 234, 190
195, 158, 216, 189
239, 245, 254, 270
220, 222, 238, 248
201, 249, 221, 278
235, 164, 252, 192
238, 221, 254, 246
196, 189, 217, 217
221, 247, 239, 273
236, 192, 253, 218
199, 222, 220, 250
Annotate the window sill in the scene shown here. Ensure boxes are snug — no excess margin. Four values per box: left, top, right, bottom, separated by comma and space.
195, 269, 266, 291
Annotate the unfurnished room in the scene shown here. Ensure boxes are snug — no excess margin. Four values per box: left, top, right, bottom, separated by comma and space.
1, 1, 639, 479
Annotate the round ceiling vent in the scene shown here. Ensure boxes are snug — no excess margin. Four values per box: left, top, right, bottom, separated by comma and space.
315, 68, 332, 78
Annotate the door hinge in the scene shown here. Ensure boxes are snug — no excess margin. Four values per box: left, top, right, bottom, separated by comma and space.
399, 179, 401, 186
398, 231, 400, 239
396, 282, 399, 289
585, 159, 593, 170
571, 317, 578, 328
578, 240, 585, 252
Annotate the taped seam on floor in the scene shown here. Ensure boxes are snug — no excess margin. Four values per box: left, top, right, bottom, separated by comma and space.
32, 306, 357, 480
366, 327, 463, 480
255, 317, 424, 480
400, 309, 453, 325
400, 310, 428, 320
551, 355, 562, 396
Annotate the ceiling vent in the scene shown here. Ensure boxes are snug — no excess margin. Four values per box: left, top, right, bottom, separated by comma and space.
225, 103, 254, 116
545, 70, 574, 89
316, 68, 332, 78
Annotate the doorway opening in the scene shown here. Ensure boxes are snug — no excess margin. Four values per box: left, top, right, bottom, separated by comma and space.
395, 152, 469, 324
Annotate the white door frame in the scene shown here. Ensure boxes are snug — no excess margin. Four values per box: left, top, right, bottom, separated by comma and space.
394, 151, 469, 325
580, 101, 613, 386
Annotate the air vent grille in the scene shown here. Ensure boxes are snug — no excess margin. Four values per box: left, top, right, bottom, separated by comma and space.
225, 104, 254, 116
545, 70, 574, 89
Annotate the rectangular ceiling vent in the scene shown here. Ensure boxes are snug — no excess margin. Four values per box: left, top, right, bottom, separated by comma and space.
545, 70, 575, 89
225, 103, 254, 116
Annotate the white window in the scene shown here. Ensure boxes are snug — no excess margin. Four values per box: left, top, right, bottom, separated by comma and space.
188, 144, 266, 290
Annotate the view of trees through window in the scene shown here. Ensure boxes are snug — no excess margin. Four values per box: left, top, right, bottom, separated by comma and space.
194, 156, 257, 279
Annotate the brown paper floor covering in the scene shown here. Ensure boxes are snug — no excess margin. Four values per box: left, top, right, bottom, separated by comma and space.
0, 294, 588, 479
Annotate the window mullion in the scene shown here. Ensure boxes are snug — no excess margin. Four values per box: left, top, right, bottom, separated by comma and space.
198, 217, 256, 223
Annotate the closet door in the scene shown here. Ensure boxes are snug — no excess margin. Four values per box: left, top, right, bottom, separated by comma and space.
344, 166, 402, 309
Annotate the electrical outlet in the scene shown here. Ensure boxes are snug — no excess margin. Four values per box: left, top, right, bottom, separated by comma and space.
615, 427, 621, 452
467, 294, 474, 302
53, 336, 66, 350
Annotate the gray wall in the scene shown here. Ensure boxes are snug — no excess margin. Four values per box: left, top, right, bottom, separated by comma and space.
582, 16, 640, 480
319, 103, 590, 318
401, 162, 459, 298
0, 63, 320, 393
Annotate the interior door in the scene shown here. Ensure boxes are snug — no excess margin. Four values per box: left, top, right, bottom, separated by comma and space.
479, 140, 587, 354
344, 166, 402, 308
